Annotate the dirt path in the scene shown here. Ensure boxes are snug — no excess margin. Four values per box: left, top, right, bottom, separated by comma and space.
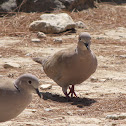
0, 3, 126, 126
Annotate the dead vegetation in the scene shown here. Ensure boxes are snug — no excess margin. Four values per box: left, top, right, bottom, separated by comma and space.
0, 3, 126, 126
0, 3, 126, 37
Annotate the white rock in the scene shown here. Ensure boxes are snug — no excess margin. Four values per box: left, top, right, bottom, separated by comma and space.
90, 77, 98, 82
0, 55, 2, 58
53, 38, 63, 43
67, 111, 73, 116
106, 113, 126, 120
3, 62, 21, 68
25, 53, 31, 56
31, 109, 37, 113
99, 78, 107, 82
40, 84, 52, 90
75, 21, 86, 29
37, 32, 46, 38
0, 75, 4, 78
44, 108, 52, 112
119, 55, 126, 58
31, 38, 41, 43
7, 73, 14, 78
29, 13, 75, 34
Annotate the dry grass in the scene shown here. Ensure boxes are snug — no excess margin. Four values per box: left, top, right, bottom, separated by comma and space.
0, 13, 41, 37
0, 3, 126, 126
0, 3, 126, 38
70, 3, 126, 32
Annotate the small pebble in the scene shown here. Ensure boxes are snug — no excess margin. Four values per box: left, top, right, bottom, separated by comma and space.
0, 75, 4, 78
25, 53, 31, 56
37, 32, 46, 38
90, 77, 98, 82
119, 55, 126, 58
4, 62, 21, 69
7, 73, 14, 78
67, 111, 73, 116
99, 78, 107, 82
85, 92, 89, 95
53, 38, 62, 43
44, 108, 52, 112
96, 37, 104, 39
40, 84, 52, 90
112, 123, 117, 126
106, 113, 126, 120
75, 21, 86, 29
31, 38, 41, 43
31, 109, 36, 113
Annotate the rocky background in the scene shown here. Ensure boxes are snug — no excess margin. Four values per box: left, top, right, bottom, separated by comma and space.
1, 0, 126, 13
0, 0, 126, 126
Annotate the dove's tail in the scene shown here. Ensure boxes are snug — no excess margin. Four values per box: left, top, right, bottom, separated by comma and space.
32, 57, 43, 64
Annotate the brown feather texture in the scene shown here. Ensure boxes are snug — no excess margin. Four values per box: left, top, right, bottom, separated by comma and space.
33, 32, 97, 98
0, 74, 41, 122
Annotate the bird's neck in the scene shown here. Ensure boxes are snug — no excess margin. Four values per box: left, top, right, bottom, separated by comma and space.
76, 46, 91, 55
14, 81, 32, 94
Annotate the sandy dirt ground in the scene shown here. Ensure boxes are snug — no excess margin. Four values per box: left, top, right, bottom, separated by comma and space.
0, 3, 126, 126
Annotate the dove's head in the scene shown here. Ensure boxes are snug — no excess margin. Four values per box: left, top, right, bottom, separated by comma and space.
78, 32, 91, 51
14, 74, 41, 98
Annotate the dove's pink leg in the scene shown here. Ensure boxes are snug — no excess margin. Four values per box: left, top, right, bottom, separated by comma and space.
64, 92, 70, 98
67, 85, 77, 97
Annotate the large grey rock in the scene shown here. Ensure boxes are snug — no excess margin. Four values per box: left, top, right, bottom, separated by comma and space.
3, 62, 21, 68
0, 0, 16, 12
60, 0, 95, 11
16, 0, 95, 12
97, 0, 126, 4
31, 38, 41, 43
16, 0, 65, 12
75, 21, 87, 29
106, 113, 126, 120
40, 84, 52, 90
37, 32, 46, 38
29, 13, 75, 34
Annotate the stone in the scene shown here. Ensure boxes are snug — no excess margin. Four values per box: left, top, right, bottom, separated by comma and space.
61, 0, 95, 11
31, 109, 36, 113
90, 77, 98, 82
0, 0, 16, 13
29, 13, 75, 34
31, 38, 41, 43
37, 32, 46, 38
97, 0, 126, 4
119, 55, 126, 58
25, 53, 31, 56
53, 38, 63, 43
67, 111, 73, 116
16, 0, 95, 12
106, 113, 126, 120
7, 73, 14, 78
16, 0, 65, 12
3, 62, 21, 69
0, 75, 4, 78
99, 78, 107, 82
75, 21, 86, 29
0, 55, 2, 58
40, 84, 52, 90
44, 108, 52, 112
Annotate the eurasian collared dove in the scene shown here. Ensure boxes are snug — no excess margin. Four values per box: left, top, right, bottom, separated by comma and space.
33, 32, 97, 98
0, 74, 41, 122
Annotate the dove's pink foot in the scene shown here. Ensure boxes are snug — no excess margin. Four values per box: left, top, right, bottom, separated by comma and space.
68, 85, 77, 97
64, 85, 77, 98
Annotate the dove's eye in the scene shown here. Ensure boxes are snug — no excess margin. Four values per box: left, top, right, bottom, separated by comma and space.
28, 80, 32, 85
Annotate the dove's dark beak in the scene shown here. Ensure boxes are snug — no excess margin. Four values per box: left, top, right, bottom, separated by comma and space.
84, 43, 89, 50
36, 88, 41, 98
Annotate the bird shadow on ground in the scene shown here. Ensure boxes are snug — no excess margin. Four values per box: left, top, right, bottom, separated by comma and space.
41, 92, 96, 108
